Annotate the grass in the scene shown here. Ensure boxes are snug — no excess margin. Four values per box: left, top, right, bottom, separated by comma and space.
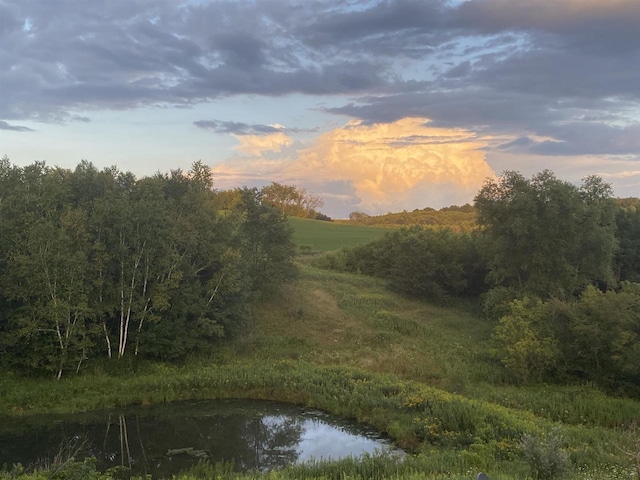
2, 222, 640, 479
2, 360, 637, 479
290, 217, 387, 253
231, 265, 490, 392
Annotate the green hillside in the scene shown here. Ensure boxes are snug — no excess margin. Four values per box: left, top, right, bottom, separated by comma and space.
341, 204, 478, 232
289, 216, 387, 252
3, 263, 638, 479
3, 164, 639, 480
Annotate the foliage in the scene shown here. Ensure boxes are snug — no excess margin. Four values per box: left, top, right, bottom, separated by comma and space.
2, 163, 639, 478
491, 298, 559, 383
0, 454, 527, 480
480, 286, 523, 320
563, 283, 640, 387
474, 170, 617, 300
615, 420, 640, 480
261, 182, 326, 219
520, 428, 571, 480
615, 205, 640, 283
344, 204, 477, 232
320, 227, 487, 301
1, 260, 638, 479
0, 160, 296, 375
237, 188, 297, 293
491, 284, 640, 389
0, 359, 633, 479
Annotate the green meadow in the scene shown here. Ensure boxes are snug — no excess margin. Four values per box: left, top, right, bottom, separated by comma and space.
290, 217, 387, 252
1, 219, 639, 480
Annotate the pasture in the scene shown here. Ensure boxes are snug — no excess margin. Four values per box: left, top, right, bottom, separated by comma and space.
290, 217, 387, 252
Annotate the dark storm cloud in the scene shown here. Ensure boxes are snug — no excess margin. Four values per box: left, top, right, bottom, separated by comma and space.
327, 88, 563, 130
532, 123, 640, 156
0, 0, 390, 122
320, 0, 640, 157
453, 0, 640, 55
1, 0, 639, 159
294, 0, 451, 57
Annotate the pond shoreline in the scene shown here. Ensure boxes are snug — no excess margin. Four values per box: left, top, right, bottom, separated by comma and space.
1, 397, 400, 477
2, 360, 636, 479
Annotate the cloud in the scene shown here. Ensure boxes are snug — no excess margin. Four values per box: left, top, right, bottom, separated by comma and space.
294, 118, 495, 212
212, 118, 495, 215
194, 119, 294, 156
599, 170, 640, 180
494, 124, 640, 157
194, 120, 284, 135
0, 120, 34, 132
2, 0, 638, 187
233, 132, 293, 156
0, 1, 391, 122
315, 0, 640, 159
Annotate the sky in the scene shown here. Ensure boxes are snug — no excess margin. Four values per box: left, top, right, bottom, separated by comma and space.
1, 0, 639, 217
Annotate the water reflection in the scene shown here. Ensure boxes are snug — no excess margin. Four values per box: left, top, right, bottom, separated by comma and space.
0, 399, 397, 477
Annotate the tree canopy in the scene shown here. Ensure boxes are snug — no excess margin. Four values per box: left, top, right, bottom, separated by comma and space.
260, 182, 326, 219
0, 158, 296, 377
318, 168, 640, 391
474, 170, 617, 299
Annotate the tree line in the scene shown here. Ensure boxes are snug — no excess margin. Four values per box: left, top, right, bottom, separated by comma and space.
0, 158, 296, 378
345, 204, 477, 232
320, 170, 640, 391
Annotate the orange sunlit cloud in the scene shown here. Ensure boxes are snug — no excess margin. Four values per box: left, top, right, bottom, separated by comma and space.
213, 117, 496, 214
233, 131, 293, 156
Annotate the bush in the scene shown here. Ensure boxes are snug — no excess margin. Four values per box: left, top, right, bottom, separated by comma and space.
324, 227, 486, 302
520, 428, 571, 479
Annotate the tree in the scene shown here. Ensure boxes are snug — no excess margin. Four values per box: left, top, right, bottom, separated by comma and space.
0, 159, 280, 374
237, 188, 297, 293
475, 170, 617, 300
348, 211, 370, 222
261, 182, 324, 218
564, 283, 640, 385
336, 226, 487, 301
491, 298, 559, 383
134, 167, 247, 359
615, 205, 640, 283
0, 165, 95, 377
188, 160, 214, 192
490, 282, 640, 388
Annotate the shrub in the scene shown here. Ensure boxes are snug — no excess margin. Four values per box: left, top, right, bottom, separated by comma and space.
520, 428, 571, 480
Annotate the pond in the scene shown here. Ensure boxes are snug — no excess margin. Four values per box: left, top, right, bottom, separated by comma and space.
0, 399, 400, 477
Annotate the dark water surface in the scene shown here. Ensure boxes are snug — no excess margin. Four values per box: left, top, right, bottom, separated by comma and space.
0, 399, 398, 477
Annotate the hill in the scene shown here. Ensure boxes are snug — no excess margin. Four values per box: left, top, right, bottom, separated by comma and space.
289, 216, 387, 252
340, 204, 478, 232
3, 176, 639, 479
232, 264, 639, 478
2, 264, 638, 479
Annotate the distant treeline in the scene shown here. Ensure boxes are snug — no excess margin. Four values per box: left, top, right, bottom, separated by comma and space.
318, 171, 640, 392
0, 158, 296, 378
215, 181, 332, 221
345, 198, 640, 234
344, 204, 477, 232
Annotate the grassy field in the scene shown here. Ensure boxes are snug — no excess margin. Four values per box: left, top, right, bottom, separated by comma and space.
290, 217, 387, 252
2, 219, 639, 479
